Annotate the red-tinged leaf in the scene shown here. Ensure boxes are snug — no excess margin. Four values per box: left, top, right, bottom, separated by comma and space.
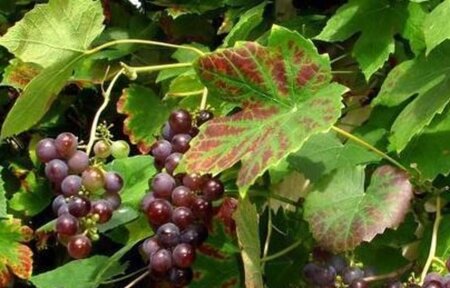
0, 218, 33, 286
1, 59, 41, 90
184, 26, 347, 191
304, 165, 413, 252
117, 85, 172, 154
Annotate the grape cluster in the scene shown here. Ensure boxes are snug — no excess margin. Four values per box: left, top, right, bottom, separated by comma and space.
303, 252, 375, 288
140, 109, 222, 287
417, 272, 450, 288
36, 133, 126, 259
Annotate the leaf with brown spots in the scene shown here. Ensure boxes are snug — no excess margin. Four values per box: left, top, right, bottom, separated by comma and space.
184, 25, 347, 193
304, 165, 413, 252
0, 218, 33, 287
1, 59, 41, 90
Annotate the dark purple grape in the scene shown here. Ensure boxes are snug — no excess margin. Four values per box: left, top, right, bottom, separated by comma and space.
162, 122, 175, 141
151, 173, 175, 199
172, 243, 195, 268
425, 281, 444, 288
169, 267, 193, 287
45, 159, 69, 183
202, 178, 224, 201
151, 140, 172, 161
82, 167, 105, 192
191, 197, 212, 221
189, 126, 199, 138
67, 235, 91, 259
141, 192, 155, 212
36, 138, 60, 163
182, 173, 204, 191
150, 249, 173, 273
350, 279, 368, 288
52, 195, 66, 214
67, 151, 89, 174
91, 200, 113, 223
61, 175, 82, 197
56, 213, 79, 236
157, 223, 180, 248
169, 109, 192, 134
171, 186, 193, 207
68, 196, 91, 217
328, 255, 347, 275
343, 267, 364, 285
172, 207, 194, 230
93, 140, 111, 158
165, 153, 182, 175
180, 224, 208, 247
303, 263, 336, 285
104, 192, 121, 210
171, 134, 192, 153
141, 237, 161, 260
425, 273, 443, 285
145, 199, 173, 227
196, 110, 213, 126
55, 132, 78, 158
104, 172, 124, 193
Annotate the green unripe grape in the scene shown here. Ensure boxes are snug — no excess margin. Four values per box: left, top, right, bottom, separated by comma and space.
111, 140, 130, 159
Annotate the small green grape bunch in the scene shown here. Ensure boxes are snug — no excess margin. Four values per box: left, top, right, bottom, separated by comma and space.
93, 123, 130, 160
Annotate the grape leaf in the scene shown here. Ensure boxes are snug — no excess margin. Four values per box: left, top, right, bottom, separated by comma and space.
0, 168, 6, 218
0, 218, 33, 287
0, 0, 104, 68
374, 42, 450, 152
234, 197, 263, 288
117, 85, 172, 153
316, 0, 407, 80
270, 171, 307, 212
402, 2, 426, 55
304, 165, 413, 252
1, 59, 41, 90
423, 0, 450, 54
184, 25, 347, 192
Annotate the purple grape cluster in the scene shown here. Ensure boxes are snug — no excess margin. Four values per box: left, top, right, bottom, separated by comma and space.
140, 109, 222, 287
36, 133, 125, 259
418, 272, 450, 288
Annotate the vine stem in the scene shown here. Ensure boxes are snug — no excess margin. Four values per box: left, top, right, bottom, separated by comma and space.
200, 87, 208, 110
261, 202, 273, 270
123, 270, 150, 288
331, 126, 409, 172
420, 196, 442, 285
260, 239, 302, 262
121, 62, 192, 78
86, 68, 125, 156
86, 39, 205, 56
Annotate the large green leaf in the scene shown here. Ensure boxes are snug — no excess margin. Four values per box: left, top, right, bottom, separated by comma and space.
316, 0, 407, 79
402, 2, 427, 55
423, 0, 450, 54
304, 165, 413, 252
183, 26, 347, 192
117, 85, 172, 153
234, 197, 263, 288
374, 42, 450, 152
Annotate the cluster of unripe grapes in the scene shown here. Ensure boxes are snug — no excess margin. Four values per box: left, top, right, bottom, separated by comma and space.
36, 132, 127, 259
140, 109, 223, 287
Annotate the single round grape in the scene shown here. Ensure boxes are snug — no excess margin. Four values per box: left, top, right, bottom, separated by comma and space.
343, 267, 364, 285
172, 207, 194, 230
145, 199, 173, 227
111, 140, 130, 159
165, 153, 182, 175
169, 109, 192, 134
350, 279, 368, 288
196, 110, 214, 126
68, 196, 91, 217
171, 186, 193, 207
202, 178, 224, 201
141, 237, 161, 261
151, 140, 172, 162
169, 267, 193, 287
328, 255, 347, 275
141, 192, 155, 212
104, 192, 122, 210
56, 213, 79, 236
61, 175, 82, 197
171, 134, 192, 153
150, 249, 173, 273
104, 172, 124, 193
172, 243, 195, 268
151, 173, 175, 199
36, 138, 60, 163
180, 224, 208, 247
191, 197, 212, 221
82, 167, 105, 192
91, 200, 113, 223
67, 235, 92, 259
67, 151, 89, 174
156, 222, 180, 248
182, 173, 204, 191
189, 126, 199, 138
45, 159, 69, 183
162, 121, 175, 141
93, 140, 111, 159
55, 132, 78, 158
52, 195, 66, 214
